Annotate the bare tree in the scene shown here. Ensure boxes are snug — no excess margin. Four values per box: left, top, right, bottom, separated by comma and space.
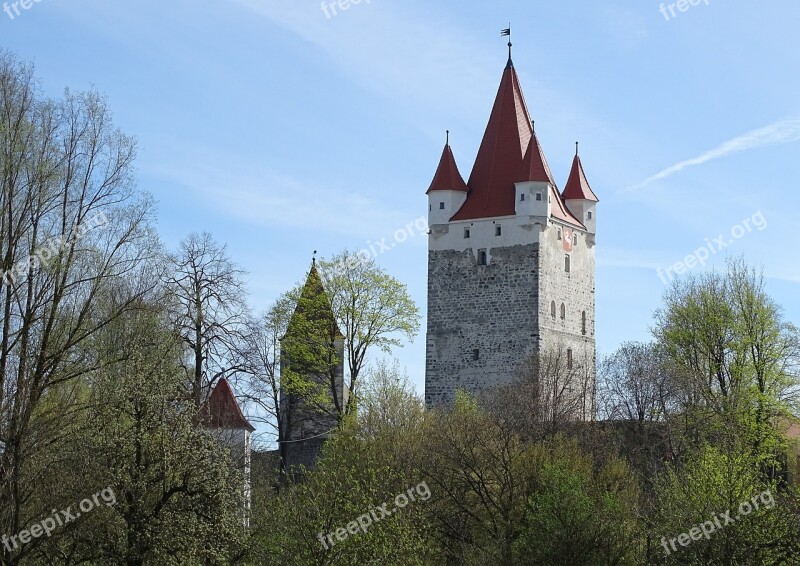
232, 297, 292, 473
166, 232, 248, 408
597, 341, 675, 424
0, 52, 157, 564
483, 344, 594, 439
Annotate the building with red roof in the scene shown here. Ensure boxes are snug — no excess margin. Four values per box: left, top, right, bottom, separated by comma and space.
200, 378, 255, 526
425, 46, 598, 412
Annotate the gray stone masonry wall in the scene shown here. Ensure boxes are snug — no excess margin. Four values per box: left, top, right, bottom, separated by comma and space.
425, 243, 540, 407
425, 223, 596, 414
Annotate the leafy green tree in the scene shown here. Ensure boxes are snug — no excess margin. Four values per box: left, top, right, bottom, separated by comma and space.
514, 437, 641, 566
0, 51, 157, 565
319, 251, 420, 417
654, 258, 800, 476
253, 421, 436, 565
25, 301, 248, 565
651, 444, 800, 565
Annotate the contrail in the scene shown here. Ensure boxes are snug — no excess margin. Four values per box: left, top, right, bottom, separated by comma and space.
623, 117, 800, 193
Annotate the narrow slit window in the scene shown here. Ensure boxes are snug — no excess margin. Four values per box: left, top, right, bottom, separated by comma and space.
464, 228, 470, 239
565, 255, 571, 273
582, 311, 587, 335
495, 226, 502, 237
472, 349, 480, 361
478, 250, 487, 266
567, 348, 574, 370
560, 303, 566, 320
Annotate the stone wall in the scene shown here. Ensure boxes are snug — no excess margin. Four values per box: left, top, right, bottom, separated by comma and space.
425, 220, 596, 416
425, 243, 540, 407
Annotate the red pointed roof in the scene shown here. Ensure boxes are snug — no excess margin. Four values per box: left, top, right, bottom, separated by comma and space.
451, 63, 537, 221
427, 143, 468, 193
517, 131, 556, 185
549, 186, 586, 229
562, 154, 599, 202
200, 378, 255, 432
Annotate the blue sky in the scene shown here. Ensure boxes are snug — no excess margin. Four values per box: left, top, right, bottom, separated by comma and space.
4, 0, 799, 401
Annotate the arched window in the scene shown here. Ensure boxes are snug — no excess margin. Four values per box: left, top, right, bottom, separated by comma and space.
560, 303, 566, 320
567, 348, 574, 370
551, 301, 556, 318
478, 250, 487, 266
565, 255, 571, 273
582, 311, 587, 335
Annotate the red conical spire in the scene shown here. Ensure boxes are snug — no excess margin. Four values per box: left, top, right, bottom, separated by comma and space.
451, 63, 546, 221
199, 378, 255, 432
562, 150, 599, 202
517, 127, 556, 185
427, 134, 468, 194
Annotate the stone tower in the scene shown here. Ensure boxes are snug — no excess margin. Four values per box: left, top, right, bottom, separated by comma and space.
280, 260, 346, 474
424, 51, 598, 410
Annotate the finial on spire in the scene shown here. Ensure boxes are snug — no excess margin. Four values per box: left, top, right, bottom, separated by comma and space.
446, 129, 450, 145
501, 25, 512, 67
532, 119, 535, 133
312, 250, 317, 265
576, 141, 579, 156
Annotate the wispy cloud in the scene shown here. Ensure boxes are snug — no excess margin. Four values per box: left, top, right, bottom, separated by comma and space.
623, 117, 800, 193
147, 151, 419, 240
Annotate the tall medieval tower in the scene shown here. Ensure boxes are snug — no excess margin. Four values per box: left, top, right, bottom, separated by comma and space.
424, 50, 598, 410
280, 260, 346, 474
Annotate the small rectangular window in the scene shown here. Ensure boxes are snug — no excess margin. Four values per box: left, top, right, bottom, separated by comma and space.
439, 202, 445, 210
536, 193, 542, 201
472, 349, 480, 361
587, 211, 592, 220
520, 193, 525, 201
495, 226, 502, 236
557, 229, 562, 240
464, 228, 470, 239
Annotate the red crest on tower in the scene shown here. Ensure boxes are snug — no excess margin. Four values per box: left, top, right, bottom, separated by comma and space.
563, 228, 574, 253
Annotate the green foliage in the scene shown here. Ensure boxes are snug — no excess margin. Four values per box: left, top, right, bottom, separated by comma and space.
651, 444, 800, 565
252, 423, 436, 565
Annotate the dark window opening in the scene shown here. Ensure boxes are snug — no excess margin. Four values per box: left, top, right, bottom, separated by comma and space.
472, 349, 480, 361
495, 226, 502, 236
478, 250, 487, 266
567, 348, 574, 370
439, 202, 445, 210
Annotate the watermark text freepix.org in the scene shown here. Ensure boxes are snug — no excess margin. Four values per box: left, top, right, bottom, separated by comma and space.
317, 481, 431, 550
656, 210, 766, 285
319, 216, 428, 278
2, 487, 117, 552
0, 211, 109, 287
659, 0, 710, 22
321, 0, 371, 19
661, 489, 775, 555
4, 0, 46, 20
